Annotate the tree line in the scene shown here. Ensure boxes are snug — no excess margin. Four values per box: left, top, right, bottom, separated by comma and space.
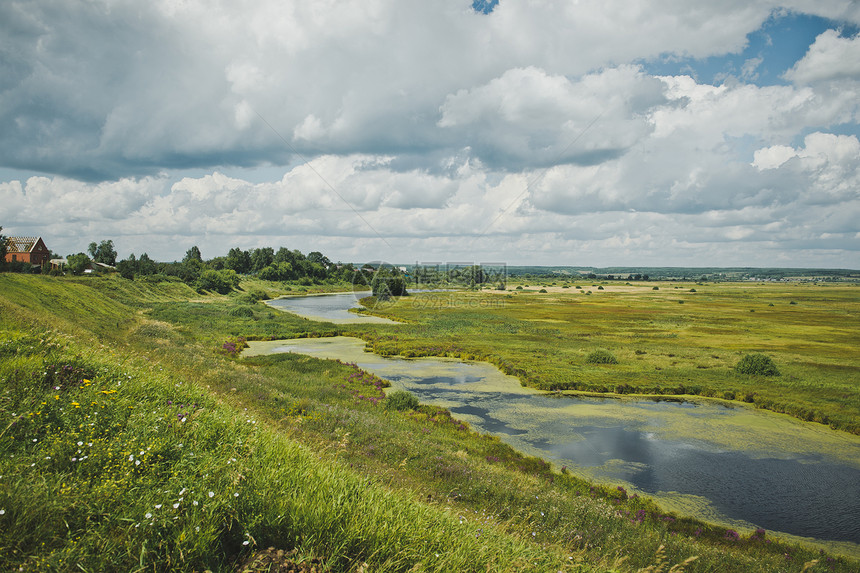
0, 230, 376, 295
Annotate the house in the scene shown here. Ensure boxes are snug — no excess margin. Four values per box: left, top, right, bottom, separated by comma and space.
4, 236, 51, 267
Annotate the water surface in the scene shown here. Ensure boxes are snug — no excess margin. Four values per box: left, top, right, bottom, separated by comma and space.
265, 291, 399, 324
245, 336, 860, 552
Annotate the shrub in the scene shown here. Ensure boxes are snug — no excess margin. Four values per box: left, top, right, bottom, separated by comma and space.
385, 390, 419, 411
196, 269, 239, 294
652, 286, 659, 290
539, 289, 547, 293
228, 306, 255, 318
585, 350, 618, 365
735, 353, 780, 376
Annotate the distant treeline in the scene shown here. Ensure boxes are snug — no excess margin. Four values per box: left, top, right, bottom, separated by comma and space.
0, 236, 378, 294
114, 246, 377, 293
503, 266, 860, 281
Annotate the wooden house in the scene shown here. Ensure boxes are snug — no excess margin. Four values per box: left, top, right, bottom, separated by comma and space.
4, 236, 51, 267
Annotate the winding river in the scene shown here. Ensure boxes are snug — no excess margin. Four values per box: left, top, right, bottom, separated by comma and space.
253, 293, 860, 553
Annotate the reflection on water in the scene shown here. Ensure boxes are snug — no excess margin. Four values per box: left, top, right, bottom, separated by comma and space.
266, 292, 400, 324
244, 336, 860, 548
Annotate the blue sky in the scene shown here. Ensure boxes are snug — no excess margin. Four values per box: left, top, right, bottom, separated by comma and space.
644, 12, 852, 85
1, 1, 858, 267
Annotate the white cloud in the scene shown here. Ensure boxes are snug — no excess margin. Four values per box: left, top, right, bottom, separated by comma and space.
784, 30, 860, 84
1, 1, 859, 267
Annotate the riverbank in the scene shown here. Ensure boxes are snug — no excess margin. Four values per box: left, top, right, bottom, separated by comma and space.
1, 274, 857, 571
352, 284, 860, 434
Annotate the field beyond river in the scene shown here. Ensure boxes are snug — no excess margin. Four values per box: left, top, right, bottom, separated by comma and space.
357, 281, 860, 435
1, 273, 858, 572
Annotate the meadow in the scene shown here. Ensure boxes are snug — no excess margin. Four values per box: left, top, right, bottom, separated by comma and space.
0, 273, 856, 572
357, 281, 860, 434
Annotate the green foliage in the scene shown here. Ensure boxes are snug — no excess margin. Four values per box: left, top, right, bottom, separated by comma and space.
585, 349, 619, 364
196, 269, 239, 294
258, 262, 295, 281
371, 270, 408, 298
735, 353, 780, 376
228, 306, 255, 318
87, 239, 117, 266
225, 247, 251, 274
66, 252, 91, 275
384, 389, 420, 411
0, 226, 6, 270
183, 245, 203, 263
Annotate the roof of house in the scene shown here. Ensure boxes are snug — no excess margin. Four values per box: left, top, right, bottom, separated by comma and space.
5, 236, 45, 253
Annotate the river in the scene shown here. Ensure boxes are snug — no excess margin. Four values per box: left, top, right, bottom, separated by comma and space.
251, 293, 860, 552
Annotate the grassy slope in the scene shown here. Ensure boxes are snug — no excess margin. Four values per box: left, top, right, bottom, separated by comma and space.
0, 274, 855, 572
357, 283, 860, 433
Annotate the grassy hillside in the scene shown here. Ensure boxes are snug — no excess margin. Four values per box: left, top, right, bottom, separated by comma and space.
1, 274, 856, 572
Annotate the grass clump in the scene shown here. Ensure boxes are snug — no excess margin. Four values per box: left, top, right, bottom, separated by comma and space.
585, 349, 618, 364
384, 389, 420, 411
735, 353, 780, 376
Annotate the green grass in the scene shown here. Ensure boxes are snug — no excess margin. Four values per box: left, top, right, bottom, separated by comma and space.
1, 274, 856, 572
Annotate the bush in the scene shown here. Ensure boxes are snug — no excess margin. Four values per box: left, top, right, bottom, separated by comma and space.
585, 350, 618, 365
735, 353, 780, 376
385, 390, 419, 411
196, 269, 239, 294
228, 306, 255, 318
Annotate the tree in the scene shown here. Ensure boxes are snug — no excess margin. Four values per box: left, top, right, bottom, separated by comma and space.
371, 269, 408, 298
0, 226, 6, 270
137, 253, 158, 276
196, 269, 239, 294
225, 248, 251, 274
273, 247, 297, 266
183, 246, 203, 264
735, 354, 779, 376
67, 253, 91, 275
116, 254, 136, 279
307, 251, 331, 267
87, 240, 117, 266
250, 247, 274, 272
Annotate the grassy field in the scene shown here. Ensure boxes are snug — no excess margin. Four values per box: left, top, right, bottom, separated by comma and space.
356, 281, 860, 434
1, 273, 857, 572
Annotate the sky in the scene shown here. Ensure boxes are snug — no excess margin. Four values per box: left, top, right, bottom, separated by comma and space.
1, 0, 859, 268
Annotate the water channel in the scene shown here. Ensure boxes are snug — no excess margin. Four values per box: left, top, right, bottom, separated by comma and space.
252, 293, 860, 553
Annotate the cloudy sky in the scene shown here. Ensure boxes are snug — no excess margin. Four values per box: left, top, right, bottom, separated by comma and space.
1, 0, 859, 267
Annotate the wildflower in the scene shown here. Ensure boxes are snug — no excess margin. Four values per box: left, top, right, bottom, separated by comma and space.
145, 513, 152, 519
193, 500, 199, 506
77, 441, 83, 446
208, 491, 215, 498
155, 504, 162, 510
173, 503, 180, 509
0, 509, 5, 515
